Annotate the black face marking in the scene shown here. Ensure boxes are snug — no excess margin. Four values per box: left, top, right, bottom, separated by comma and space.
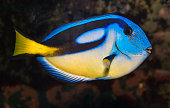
124, 26, 132, 35
42, 19, 129, 55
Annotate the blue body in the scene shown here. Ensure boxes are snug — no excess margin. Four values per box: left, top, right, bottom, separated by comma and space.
38, 14, 152, 82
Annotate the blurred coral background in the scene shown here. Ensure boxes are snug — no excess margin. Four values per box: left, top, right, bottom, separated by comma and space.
0, 0, 169, 108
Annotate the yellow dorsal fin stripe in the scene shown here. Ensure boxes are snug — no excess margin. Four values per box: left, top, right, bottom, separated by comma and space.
13, 30, 59, 56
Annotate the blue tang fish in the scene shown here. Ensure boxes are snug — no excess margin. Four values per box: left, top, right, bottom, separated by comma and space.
13, 14, 152, 82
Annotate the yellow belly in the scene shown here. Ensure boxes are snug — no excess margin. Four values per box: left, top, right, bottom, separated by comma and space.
45, 47, 106, 78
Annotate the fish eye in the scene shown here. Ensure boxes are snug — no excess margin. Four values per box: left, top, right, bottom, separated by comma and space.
124, 27, 132, 35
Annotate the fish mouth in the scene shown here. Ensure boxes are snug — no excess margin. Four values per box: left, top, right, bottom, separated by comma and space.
145, 47, 152, 54
115, 41, 128, 57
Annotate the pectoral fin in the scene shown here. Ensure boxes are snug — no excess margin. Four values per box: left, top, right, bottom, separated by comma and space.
103, 54, 116, 69
103, 54, 116, 75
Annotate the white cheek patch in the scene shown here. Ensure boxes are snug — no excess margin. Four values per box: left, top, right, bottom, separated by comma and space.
75, 28, 105, 44
109, 51, 149, 78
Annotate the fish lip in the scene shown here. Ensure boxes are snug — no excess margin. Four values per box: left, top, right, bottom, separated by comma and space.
145, 47, 152, 54
115, 41, 129, 57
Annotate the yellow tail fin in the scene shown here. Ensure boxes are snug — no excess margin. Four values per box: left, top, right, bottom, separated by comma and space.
13, 29, 59, 56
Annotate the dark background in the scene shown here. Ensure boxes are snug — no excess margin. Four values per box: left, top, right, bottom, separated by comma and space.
0, 0, 170, 108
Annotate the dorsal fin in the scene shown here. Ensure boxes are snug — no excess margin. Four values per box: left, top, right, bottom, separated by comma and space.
42, 14, 124, 42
